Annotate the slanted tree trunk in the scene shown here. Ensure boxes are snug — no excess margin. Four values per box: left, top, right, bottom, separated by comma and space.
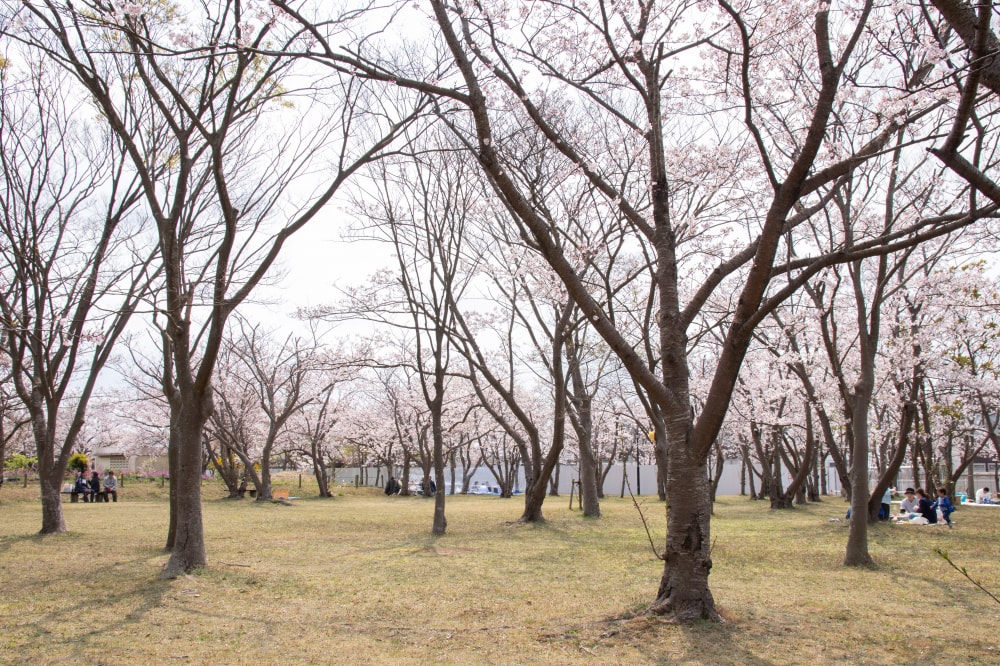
549, 463, 560, 496
518, 306, 572, 522
708, 443, 726, 504
867, 383, 918, 522
787, 428, 815, 507
314, 455, 331, 498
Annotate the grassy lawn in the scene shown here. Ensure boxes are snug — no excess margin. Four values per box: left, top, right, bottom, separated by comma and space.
1, 477, 998, 664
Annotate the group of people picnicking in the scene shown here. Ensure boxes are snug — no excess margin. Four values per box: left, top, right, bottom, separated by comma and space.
895, 487, 954, 526
891, 484, 998, 526
71, 469, 118, 503
383, 476, 437, 496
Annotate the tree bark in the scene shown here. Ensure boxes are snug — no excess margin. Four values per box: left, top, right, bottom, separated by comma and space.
431, 369, 447, 535
39, 473, 66, 535
161, 403, 210, 578
649, 449, 719, 621
844, 380, 875, 566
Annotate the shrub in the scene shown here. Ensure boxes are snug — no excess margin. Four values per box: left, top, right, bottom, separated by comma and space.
4, 454, 34, 472
67, 453, 89, 473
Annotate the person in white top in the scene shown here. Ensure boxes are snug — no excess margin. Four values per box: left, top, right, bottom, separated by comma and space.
975, 487, 993, 504
102, 470, 118, 502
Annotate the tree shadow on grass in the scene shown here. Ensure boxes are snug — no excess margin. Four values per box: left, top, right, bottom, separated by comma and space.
537, 610, 779, 665
0, 530, 88, 558
500, 516, 587, 543
3, 553, 171, 651
0, 532, 43, 554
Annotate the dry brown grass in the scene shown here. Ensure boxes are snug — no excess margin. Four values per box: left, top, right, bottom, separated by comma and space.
1, 477, 998, 665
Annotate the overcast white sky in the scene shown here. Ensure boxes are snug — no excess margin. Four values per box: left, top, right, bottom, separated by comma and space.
249, 207, 394, 331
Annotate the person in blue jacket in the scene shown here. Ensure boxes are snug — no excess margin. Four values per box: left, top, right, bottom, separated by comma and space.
73, 471, 91, 502
934, 487, 955, 528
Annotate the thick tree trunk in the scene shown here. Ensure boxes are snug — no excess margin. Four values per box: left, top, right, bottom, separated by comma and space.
432, 463, 447, 535
520, 479, 546, 522
165, 404, 180, 549
574, 395, 600, 516
579, 444, 600, 517
649, 450, 719, 621
256, 458, 272, 502
401, 449, 412, 496
431, 398, 447, 535
39, 473, 66, 535
161, 411, 208, 578
769, 438, 792, 509
844, 388, 875, 567
33, 405, 67, 534
314, 457, 331, 497
567, 338, 600, 516
810, 452, 822, 501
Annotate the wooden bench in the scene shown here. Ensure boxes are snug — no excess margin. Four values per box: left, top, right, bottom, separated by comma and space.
62, 488, 93, 503
236, 487, 288, 499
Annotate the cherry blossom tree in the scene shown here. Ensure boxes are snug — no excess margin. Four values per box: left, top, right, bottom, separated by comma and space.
4, 0, 424, 574
925, 0, 1000, 203
917, 262, 1000, 494
0, 358, 30, 488
286, 354, 360, 498
211, 320, 326, 501
324, 135, 484, 533
0, 56, 155, 533
449, 248, 576, 521
296, 0, 994, 619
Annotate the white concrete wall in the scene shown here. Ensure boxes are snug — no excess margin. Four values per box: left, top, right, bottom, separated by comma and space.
337, 458, 761, 497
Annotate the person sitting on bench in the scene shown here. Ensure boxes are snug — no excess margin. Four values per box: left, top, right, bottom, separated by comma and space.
102, 470, 118, 502
89, 471, 101, 503
72, 471, 91, 503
